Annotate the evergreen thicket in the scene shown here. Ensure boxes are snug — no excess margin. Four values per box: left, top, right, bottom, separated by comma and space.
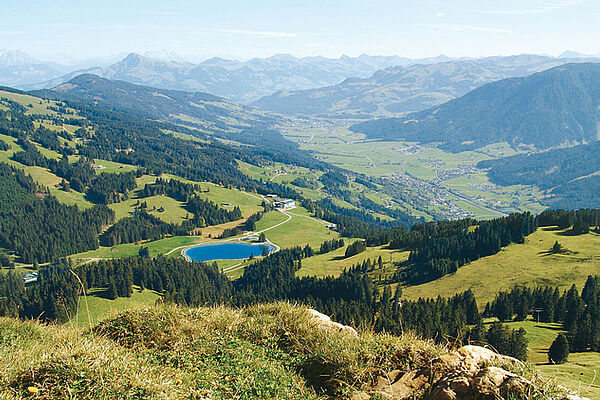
139, 177, 201, 202
0, 163, 114, 263
319, 238, 344, 254
345, 240, 366, 258
487, 276, 600, 354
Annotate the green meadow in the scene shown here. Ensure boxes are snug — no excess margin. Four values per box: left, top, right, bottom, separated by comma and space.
402, 227, 600, 307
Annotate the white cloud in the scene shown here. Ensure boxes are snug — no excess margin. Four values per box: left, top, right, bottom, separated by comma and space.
436, 12, 445, 17
471, 0, 587, 15
425, 24, 510, 34
220, 29, 300, 38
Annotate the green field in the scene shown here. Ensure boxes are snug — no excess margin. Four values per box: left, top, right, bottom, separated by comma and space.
256, 208, 340, 250
49, 187, 94, 209
75, 286, 161, 327
298, 244, 409, 278
283, 122, 547, 220
72, 235, 205, 259
403, 227, 600, 307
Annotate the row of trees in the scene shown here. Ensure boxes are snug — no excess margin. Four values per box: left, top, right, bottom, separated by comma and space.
486, 276, 600, 353
536, 209, 600, 234
138, 177, 202, 202
319, 238, 344, 254
345, 240, 366, 258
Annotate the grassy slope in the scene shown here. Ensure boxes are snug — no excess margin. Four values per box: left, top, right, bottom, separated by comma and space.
256, 208, 340, 250
403, 227, 600, 307
298, 244, 409, 278
76, 286, 161, 328
0, 303, 573, 400
0, 302, 468, 400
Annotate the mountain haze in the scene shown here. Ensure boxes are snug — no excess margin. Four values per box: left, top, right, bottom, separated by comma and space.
0, 49, 70, 87
350, 63, 600, 151
26, 53, 422, 103
253, 55, 600, 117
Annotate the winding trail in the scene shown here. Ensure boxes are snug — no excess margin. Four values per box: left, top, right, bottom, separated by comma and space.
74, 190, 296, 277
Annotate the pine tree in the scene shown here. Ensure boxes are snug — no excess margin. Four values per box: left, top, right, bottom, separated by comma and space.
551, 240, 563, 254
548, 334, 569, 364
106, 279, 118, 300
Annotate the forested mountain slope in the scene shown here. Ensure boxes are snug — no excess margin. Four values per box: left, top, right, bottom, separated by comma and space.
350, 63, 600, 151
43, 74, 272, 133
478, 141, 600, 208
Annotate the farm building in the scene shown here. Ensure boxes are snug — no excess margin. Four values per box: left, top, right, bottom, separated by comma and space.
21, 272, 38, 284
274, 199, 296, 210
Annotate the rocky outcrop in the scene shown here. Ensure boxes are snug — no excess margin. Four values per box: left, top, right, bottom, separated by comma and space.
308, 309, 358, 336
352, 345, 589, 400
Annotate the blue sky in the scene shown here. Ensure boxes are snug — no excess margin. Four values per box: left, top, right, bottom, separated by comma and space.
1, 0, 599, 62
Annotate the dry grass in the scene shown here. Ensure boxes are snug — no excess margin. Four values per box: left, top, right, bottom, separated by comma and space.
0, 303, 572, 399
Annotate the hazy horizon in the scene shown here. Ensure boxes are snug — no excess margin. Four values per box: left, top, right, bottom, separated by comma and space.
1, 0, 599, 64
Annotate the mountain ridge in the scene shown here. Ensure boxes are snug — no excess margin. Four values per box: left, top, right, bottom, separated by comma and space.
23, 52, 425, 103
253, 55, 600, 117
350, 63, 600, 151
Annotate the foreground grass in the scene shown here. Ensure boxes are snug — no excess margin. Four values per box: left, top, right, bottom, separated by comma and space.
0, 303, 446, 400
403, 227, 600, 307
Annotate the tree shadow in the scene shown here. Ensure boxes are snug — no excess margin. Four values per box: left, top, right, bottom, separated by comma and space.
541, 226, 564, 232
556, 229, 587, 237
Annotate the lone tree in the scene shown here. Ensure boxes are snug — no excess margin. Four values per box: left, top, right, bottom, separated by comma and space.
548, 333, 569, 364
138, 246, 150, 258
551, 241, 564, 254
258, 233, 266, 242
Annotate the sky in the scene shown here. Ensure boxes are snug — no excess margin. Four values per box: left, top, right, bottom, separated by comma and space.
1, 0, 599, 63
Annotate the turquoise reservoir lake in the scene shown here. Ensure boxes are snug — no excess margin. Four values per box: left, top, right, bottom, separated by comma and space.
184, 242, 275, 262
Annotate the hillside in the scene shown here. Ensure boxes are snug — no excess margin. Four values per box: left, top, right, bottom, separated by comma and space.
0, 303, 577, 400
350, 63, 600, 151
254, 55, 593, 118
26, 53, 418, 103
477, 141, 600, 208
40, 74, 274, 136
402, 226, 600, 307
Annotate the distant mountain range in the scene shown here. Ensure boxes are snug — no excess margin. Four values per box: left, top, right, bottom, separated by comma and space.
24, 53, 448, 103
350, 63, 600, 151
0, 49, 72, 87
253, 55, 600, 117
